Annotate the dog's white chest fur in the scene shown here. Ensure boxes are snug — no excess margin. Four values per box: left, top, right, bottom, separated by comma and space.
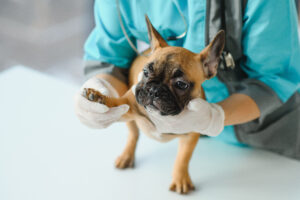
134, 108, 179, 142
134, 115, 166, 142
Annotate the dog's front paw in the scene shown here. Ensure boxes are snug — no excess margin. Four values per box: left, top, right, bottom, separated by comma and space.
115, 152, 135, 169
82, 88, 106, 104
169, 171, 195, 194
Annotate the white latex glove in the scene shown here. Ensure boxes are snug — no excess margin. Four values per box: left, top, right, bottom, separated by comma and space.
145, 98, 225, 136
74, 77, 129, 129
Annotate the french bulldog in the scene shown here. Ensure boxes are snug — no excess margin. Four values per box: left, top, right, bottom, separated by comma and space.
83, 15, 225, 194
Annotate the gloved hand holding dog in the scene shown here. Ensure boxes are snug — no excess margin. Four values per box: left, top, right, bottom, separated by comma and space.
131, 82, 225, 137
146, 97, 225, 137
74, 77, 129, 129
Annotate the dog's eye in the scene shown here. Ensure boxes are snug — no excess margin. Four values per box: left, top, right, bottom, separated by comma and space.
143, 69, 149, 77
148, 62, 154, 72
175, 81, 189, 90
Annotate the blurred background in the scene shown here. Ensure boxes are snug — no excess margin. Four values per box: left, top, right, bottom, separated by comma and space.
0, 0, 299, 86
0, 0, 94, 85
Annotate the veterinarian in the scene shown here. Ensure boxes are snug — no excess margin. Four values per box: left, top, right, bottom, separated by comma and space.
75, 0, 300, 159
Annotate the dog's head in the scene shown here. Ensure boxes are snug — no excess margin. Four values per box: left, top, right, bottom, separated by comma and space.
135, 16, 225, 116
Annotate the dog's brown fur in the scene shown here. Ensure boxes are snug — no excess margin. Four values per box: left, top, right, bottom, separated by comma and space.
84, 16, 225, 194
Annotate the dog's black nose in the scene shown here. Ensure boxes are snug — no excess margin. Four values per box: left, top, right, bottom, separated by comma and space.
149, 87, 161, 98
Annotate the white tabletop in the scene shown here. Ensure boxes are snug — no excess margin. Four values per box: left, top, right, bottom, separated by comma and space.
1, 66, 300, 200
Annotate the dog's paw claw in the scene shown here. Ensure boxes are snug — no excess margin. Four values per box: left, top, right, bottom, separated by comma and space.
115, 153, 135, 169
88, 93, 94, 101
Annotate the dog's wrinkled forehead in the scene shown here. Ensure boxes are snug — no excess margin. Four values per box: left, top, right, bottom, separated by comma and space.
145, 51, 192, 82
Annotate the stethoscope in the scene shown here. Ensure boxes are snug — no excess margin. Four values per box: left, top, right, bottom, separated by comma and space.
116, 0, 187, 57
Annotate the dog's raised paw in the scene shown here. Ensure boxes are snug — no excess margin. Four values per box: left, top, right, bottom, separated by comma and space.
83, 88, 106, 104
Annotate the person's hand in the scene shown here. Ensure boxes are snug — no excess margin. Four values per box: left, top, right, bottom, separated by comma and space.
145, 98, 225, 136
74, 77, 129, 129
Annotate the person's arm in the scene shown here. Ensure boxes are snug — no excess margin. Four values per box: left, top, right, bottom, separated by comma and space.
217, 93, 260, 126
84, 0, 136, 69
218, 0, 300, 126
95, 74, 128, 96
83, 0, 137, 93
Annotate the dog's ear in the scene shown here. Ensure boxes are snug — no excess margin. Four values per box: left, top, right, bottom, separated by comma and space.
199, 30, 225, 79
145, 15, 168, 51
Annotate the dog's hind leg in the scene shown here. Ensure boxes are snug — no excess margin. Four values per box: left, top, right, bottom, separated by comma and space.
115, 120, 139, 169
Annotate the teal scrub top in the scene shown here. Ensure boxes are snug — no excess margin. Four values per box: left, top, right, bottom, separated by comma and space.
84, 0, 300, 145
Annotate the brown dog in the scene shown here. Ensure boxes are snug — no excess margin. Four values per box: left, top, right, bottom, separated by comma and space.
83, 16, 225, 194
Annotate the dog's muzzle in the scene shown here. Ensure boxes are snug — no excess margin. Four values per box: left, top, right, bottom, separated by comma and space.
135, 82, 182, 116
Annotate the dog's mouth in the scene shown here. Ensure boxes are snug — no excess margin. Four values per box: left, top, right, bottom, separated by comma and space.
150, 98, 181, 116
135, 84, 182, 116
